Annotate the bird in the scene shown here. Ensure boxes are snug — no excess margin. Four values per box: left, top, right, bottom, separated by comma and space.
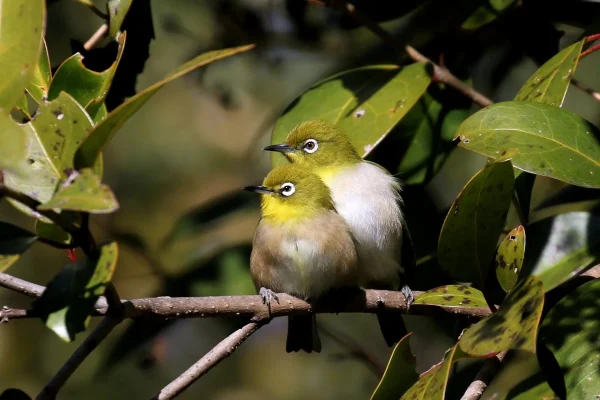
244, 163, 359, 353
263, 120, 413, 347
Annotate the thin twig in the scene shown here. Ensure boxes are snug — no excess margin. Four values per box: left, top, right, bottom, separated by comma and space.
84, 24, 109, 51
460, 351, 507, 400
317, 1, 493, 107
36, 315, 123, 400
571, 78, 600, 103
151, 322, 263, 400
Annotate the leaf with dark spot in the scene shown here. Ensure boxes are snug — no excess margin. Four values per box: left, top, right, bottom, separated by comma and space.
496, 226, 525, 293
414, 285, 488, 308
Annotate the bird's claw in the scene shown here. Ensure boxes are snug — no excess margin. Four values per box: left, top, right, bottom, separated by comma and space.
259, 287, 279, 309
376, 294, 385, 306
401, 284, 415, 310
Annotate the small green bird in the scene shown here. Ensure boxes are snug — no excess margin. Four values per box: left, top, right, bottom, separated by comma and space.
244, 164, 359, 353
264, 120, 413, 346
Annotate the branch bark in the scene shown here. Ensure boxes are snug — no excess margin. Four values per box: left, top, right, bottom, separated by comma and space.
460, 351, 507, 400
151, 322, 263, 400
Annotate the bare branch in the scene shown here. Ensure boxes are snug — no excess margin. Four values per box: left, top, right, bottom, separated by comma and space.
36, 315, 123, 400
0, 306, 32, 322
84, 24, 109, 51
460, 351, 507, 400
0, 273, 46, 298
151, 322, 263, 400
571, 78, 600, 103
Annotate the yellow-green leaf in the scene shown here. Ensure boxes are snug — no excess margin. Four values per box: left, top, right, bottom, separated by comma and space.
462, 0, 516, 30
74, 44, 255, 169
0, 0, 45, 113
438, 160, 514, 283
515, 40, 584, 106
456, 101, 600, 188
25, 37, 51, 103
495, 226, 526, 293
32, 242, 118, 341
271, 63, 433, 167
371, 333, 418, 400
459, 276, 544, 356
0, 222, 37, 273
108, 0, 133, 38
414, 285, 488, 308
35, 220, 71, 246
0, 113, 26, 170
38, 169, 119, 213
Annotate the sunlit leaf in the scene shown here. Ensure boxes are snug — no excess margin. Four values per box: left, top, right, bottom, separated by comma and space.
48, 33, 126, 115
522, 212, 600, 292
414, 285, 488, 308
35, 220, 71, 246
38, 169, 118, 214
515, 40, 584, 106
496, 226, 526, 293
108, 0, 133, 38
0, 113, 26, 170
462, 0, 516, 30
74, 44, 255, 169
459, 276, 544, 356
32, 242, 119, 341
271, 63, 433, 166
3, 92, 102, 219
456, 101, 600, 188
371, 333, 418, 400
0, 222, 37, 273
25, 37, 51, 103
438, 160, 514, 283
0, 0, 45, 113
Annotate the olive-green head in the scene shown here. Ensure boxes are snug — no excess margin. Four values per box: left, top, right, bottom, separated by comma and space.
264, 120, 361, 167
243, 164, 334, 223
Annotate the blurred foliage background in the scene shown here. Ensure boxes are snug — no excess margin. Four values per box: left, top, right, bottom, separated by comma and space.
2, 0, 600, 398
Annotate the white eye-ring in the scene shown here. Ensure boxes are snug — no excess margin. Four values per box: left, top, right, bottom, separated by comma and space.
280, 182, 296, 197
302, 139, 319, 153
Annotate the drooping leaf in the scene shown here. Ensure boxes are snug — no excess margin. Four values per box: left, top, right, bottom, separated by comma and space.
74, 44, 255, 169
461, 0, 517, 30
108, 0, 133, 38
271, 63, 433, 167
522, 212, 600, 292
3, 92, 102, 219
496, 226, 526, 293
0, 222, 37, 272
371, 333, 418, 400
400, 345, 467, 400
0, 113, 26, 170
0, 0, 45, 113
38, 169, 118, 214
35, 220, 71, 246
438, 160, 514, 283
514, 40, 584, 106
459, 276, 544, 356
32, 242, 119, 341
25, 37, 51, 103
414, 285, 488, 308
456, 101, 600, 188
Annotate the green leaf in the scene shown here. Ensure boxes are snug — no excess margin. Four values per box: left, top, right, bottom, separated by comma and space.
271, 63, 433, 166
495, 226, 526, 293
74, 44, 255, 169
459, 276, 544, 356
3, 92, 102, 219
48, 33, 125, 114
25, 37, 51, 103
515, 40, 584, 106
108, 0, 133, 38
38, 169, 118, 213
462, 0, 516, 30
414, 285, 488, 308
32, 242, 118, 342
0, 113, 26, 170
35, 220, 71, 246
456, 101, 600, 188
14, 94, 31, 118
400, 344, 467, 400
438, 160, 514, 283
523, 212, 600, 292
0, 222, 37, 272
0, 0, 45, 113
371, 333, 418, 400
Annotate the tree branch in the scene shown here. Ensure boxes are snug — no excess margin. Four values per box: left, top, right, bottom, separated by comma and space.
84, 24, 109, 51
571, 78, 600, 103
460, 351, 507, 400
151, 322, 263, 400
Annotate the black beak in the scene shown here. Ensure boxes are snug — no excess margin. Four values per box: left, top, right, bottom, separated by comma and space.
263, 143, 294, 153
243, 185, 274, 195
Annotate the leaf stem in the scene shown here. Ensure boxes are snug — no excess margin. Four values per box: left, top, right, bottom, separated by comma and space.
72, 0, 109, 20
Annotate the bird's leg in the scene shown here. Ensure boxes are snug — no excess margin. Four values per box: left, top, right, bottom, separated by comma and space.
259, 287, 279, 315
401, 284, 415, 310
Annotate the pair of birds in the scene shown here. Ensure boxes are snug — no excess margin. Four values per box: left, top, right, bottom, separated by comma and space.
244, 120, 413, 353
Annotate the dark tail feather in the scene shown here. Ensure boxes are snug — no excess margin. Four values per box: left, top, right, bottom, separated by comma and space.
286, 314, 321, 353
377, 313, 408, 347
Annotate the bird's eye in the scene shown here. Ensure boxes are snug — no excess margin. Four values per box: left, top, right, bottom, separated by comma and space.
302, 139, 318, 154
280, 182, 296, 197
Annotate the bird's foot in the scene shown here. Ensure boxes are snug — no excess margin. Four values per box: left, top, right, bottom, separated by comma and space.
376, 293, 385, 307
259, 287, 279, 314
401, 284, 415, 310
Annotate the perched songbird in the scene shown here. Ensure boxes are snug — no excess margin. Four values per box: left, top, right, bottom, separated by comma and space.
244, 164, 359, 353
264, 120, 413, 346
